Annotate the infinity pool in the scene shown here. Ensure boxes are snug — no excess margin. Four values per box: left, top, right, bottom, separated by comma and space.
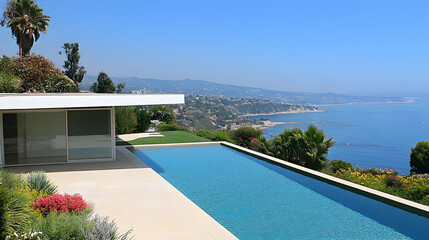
133, 145, 429, 239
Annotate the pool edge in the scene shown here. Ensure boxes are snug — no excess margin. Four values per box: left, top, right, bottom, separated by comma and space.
218, 141, 429, 219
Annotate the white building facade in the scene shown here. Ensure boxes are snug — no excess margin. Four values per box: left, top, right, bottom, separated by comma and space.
0, 93, 184, 166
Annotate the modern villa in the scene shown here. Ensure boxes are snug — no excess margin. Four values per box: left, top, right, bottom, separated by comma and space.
2, 93, 429, 239
0, 93, 184, 166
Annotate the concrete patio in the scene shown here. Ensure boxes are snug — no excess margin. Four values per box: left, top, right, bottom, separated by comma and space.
10, 145, 237, 240
116, 132, 164, 142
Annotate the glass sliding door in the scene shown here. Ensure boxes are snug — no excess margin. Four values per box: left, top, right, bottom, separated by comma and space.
3, 111, 67, 165
67, 109, 112, 161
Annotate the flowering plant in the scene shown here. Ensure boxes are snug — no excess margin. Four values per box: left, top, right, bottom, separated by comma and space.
31, 194, 87, 215
332, 168, 429, 205
6, 231, 43, 240
386, 176, 407, 188
231, 127, 263, 149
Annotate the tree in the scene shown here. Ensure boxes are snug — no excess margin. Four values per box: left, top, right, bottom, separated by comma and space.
1, 0, 50, 57
270, 128, 307, 164
410, 141, 429, 174
116, 82, 125, 93
269, 125, 335, 170
90, 72, 124, 93
303, 125, 335, 170
147, 105, 176, 124
115, 106, 137, 135
135, 107, 151, 132
59, 43, 86, 85
8, 54, 78, 92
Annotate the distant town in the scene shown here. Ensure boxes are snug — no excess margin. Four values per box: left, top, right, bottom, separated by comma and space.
169, 95, 320, 131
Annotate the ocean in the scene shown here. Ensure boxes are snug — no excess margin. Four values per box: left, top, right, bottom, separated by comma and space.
249, 95, 429, 174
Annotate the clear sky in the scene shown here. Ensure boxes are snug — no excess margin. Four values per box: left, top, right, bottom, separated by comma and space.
1, 0, 428, 95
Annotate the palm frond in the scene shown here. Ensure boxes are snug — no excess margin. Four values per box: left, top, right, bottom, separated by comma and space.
3, 0, 50, 56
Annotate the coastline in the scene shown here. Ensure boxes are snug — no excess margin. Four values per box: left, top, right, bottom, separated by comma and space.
253, 120, 300, 130
241, 109, 325, 117
313, 99, 415, 107
231, 120, 300, 131
239, 98, 417, 130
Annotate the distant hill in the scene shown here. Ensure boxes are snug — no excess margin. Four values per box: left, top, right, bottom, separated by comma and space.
80, 75, 405, 105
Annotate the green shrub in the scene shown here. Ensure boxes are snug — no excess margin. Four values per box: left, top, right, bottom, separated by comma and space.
0, 70, 22, 93
410, 141, 429, 174
115, 106, 138, 134
211, 130, 232, 142
45, 74, 79, 93
135, 107, 151, 132
0, 56, 22, 93
147, 105, 176, 124
0, 55, 10, 70
156, 123, 184, 131
194, 129, 213, 140
0, 170, 33, 238
0, 188, 8, 237
330, 159, 353, 173
31, 212, 93, 239
31, 212, 133, 240
360, 167, 398, 176
26, 171, 58, 195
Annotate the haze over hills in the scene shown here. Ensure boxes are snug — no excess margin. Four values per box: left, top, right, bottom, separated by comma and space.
80, 75, 406, 105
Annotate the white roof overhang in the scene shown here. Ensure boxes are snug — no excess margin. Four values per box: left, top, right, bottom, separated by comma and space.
0, 93, 185, 110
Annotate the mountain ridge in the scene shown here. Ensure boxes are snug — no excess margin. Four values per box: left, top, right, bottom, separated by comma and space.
80, 75, 405, 105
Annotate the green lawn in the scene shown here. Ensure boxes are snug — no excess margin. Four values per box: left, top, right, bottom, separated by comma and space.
117, 131, 211, 145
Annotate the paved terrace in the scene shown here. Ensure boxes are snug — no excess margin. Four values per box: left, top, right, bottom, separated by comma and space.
9, 144, 237, 240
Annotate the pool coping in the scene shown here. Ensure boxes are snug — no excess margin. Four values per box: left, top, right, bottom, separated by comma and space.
219, 141, 429, 218
128, 141, 429, 218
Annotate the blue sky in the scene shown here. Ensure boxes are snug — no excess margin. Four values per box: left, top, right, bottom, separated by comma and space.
1, 0, 428, 94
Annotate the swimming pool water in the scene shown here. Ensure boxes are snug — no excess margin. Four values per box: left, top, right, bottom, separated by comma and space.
133, 145, 429, 239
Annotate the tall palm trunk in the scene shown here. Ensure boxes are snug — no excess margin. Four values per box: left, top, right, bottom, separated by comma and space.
2, 0, 50, 58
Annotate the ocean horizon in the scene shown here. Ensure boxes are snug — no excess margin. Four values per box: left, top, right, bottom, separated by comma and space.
249, 95, 429, 174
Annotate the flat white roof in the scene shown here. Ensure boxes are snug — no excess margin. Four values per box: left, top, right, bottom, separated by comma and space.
0, 93, 185, 110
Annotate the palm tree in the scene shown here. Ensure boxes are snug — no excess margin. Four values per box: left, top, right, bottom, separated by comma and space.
1, 0, 50, 57
269, 125, 335, 170
270, 128, 307, 164
303, 125, 335, 170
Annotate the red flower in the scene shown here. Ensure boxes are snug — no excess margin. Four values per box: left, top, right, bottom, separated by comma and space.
31, 194, 87, 216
